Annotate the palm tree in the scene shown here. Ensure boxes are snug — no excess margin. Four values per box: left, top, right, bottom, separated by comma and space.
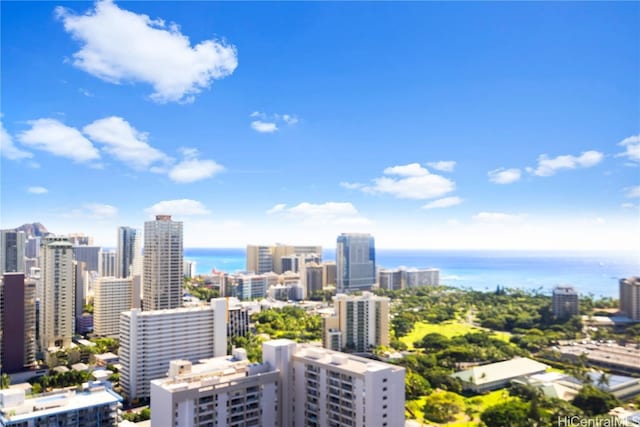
0, 373, 10, 389
597, 372, 610, 389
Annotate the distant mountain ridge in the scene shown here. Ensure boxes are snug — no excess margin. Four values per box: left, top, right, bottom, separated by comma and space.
3, 222, 49, 237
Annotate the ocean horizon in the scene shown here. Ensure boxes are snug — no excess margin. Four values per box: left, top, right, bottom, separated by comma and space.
184, 248, 639, 299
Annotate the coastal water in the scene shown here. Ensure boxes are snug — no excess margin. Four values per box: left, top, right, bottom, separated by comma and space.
184, 248, 639, 298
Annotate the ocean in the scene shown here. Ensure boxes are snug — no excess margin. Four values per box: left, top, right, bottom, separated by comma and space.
184, 248, 639, 298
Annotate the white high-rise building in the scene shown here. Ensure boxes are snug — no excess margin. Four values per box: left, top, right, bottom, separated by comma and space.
143, 215, 183, 311
183, 260, 197, 278
116, 226, 140, 279
119, 299, 227, 401
405, 267, 440, 287
94, 277, 134, 338
151, 349, 279, 427
151, 340, 405, 427
322, 292, 390, 352
266, 340, 405, 427
39, 236, 74, 350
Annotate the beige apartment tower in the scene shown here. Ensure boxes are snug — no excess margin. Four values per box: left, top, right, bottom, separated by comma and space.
620, 277, 640, 321
94, 277, 134, 337
143, 215, 183, 311
323, 292, 390, 352
39, 236, 74, 350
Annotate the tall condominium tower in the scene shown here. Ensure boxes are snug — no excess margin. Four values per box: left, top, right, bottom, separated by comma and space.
1, 230, 25, 274
552, 285, 580, 319
620, 277, 640, 321
94, 277, 134, 338
116, 226, 140, 279
1, 273, 36, 373
336, 233, 375, 292
39, 236, 74, 350
143, 215, 183, 311
246, 245, 274, 274
322, 292, 390, 353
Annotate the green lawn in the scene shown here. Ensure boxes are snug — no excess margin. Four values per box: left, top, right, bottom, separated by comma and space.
407, 390, 514, 426
400, 321, 511, 349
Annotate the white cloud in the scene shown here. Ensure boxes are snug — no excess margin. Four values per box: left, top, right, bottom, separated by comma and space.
340, 182, 365, 190
472, 212, 525, 222
18, 118, 100, 162
169, 157, 224, 183
421, 196, 463, 210
27, 186, 48, 194
251, 121, 278, 133
621, 203, 636, 209
383, 163, 429, 177
83, 116, 170, 170
56, 0, 237, 103
488, 168, 521, 184
1, 121, 33, 160
356, 163, 455, 200
617, 134, 640, 162
427, 161, 456, 172
266, 203, 286, 214
145, 199, 211, 216
267, 202, 372, 226
530, 150, 604, 177
83, 203, 118, 219
79, 88, 94, 97
625, 185, 640, 199
250, 112, 298, 133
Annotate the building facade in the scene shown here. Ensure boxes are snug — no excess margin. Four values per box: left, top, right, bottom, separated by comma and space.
0, 382, 121, 427
119, 299, 227, 401
116, 226, 140, 279
405, 268, 440, 287
336, 233, 375, 293
72, 245, 100, 273
0, 273, 36, 373
150, 350, 279, 427
39, 236, 74, 350
322, 292, 390, 353
0, 230, 25, 275
99, 250, 116, 277
620, 277, 640, 321
143, 215, 183, 311
150, 340, 405, 427
94, 277, 134, 338
552, 285, 580, 319
264, 340, 405, 427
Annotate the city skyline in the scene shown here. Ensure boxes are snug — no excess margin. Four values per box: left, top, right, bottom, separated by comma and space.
1, 1, 639, 250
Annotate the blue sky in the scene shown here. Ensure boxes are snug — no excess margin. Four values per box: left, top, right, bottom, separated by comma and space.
1, 1, 638, 250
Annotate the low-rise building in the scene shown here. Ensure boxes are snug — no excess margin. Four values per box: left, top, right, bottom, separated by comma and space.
0, 382, 122, 426
452, 357, 549, 393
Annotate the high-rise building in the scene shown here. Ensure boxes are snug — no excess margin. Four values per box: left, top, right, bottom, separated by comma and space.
116, 226, 140, 279
72, 245, 100, 272
620, 277, 640, 321
99, 250, 116, 277
378, 268, 404, 291
119, 299, 227, 401
405, 267, 440, 287
281, 254, 301, 273
227, 303, 250, 337
246, 244, 323, 274
322, 292, 390, 353
39, 236, 74, 350
0, 230, 25, 274
25, 236, 41, 259
336, 233, 375, 293
73, 261, 87, 327
151, 340, 405, 427
67, 233, 93, 246
305, 262, 324, 296
0, 273, 36, 373
94, 277, 134, 338
323, 261, 337, 287
143, 215, 183, 311
552, 285, 580, 319
246, 245, 274, 274
264, 340, 405, 427
183, 260, 197, 278
0, 383, 122, 426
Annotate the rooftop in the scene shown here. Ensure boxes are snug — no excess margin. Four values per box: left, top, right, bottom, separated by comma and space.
452, 357, 549, 385
293, 343, 404, 375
